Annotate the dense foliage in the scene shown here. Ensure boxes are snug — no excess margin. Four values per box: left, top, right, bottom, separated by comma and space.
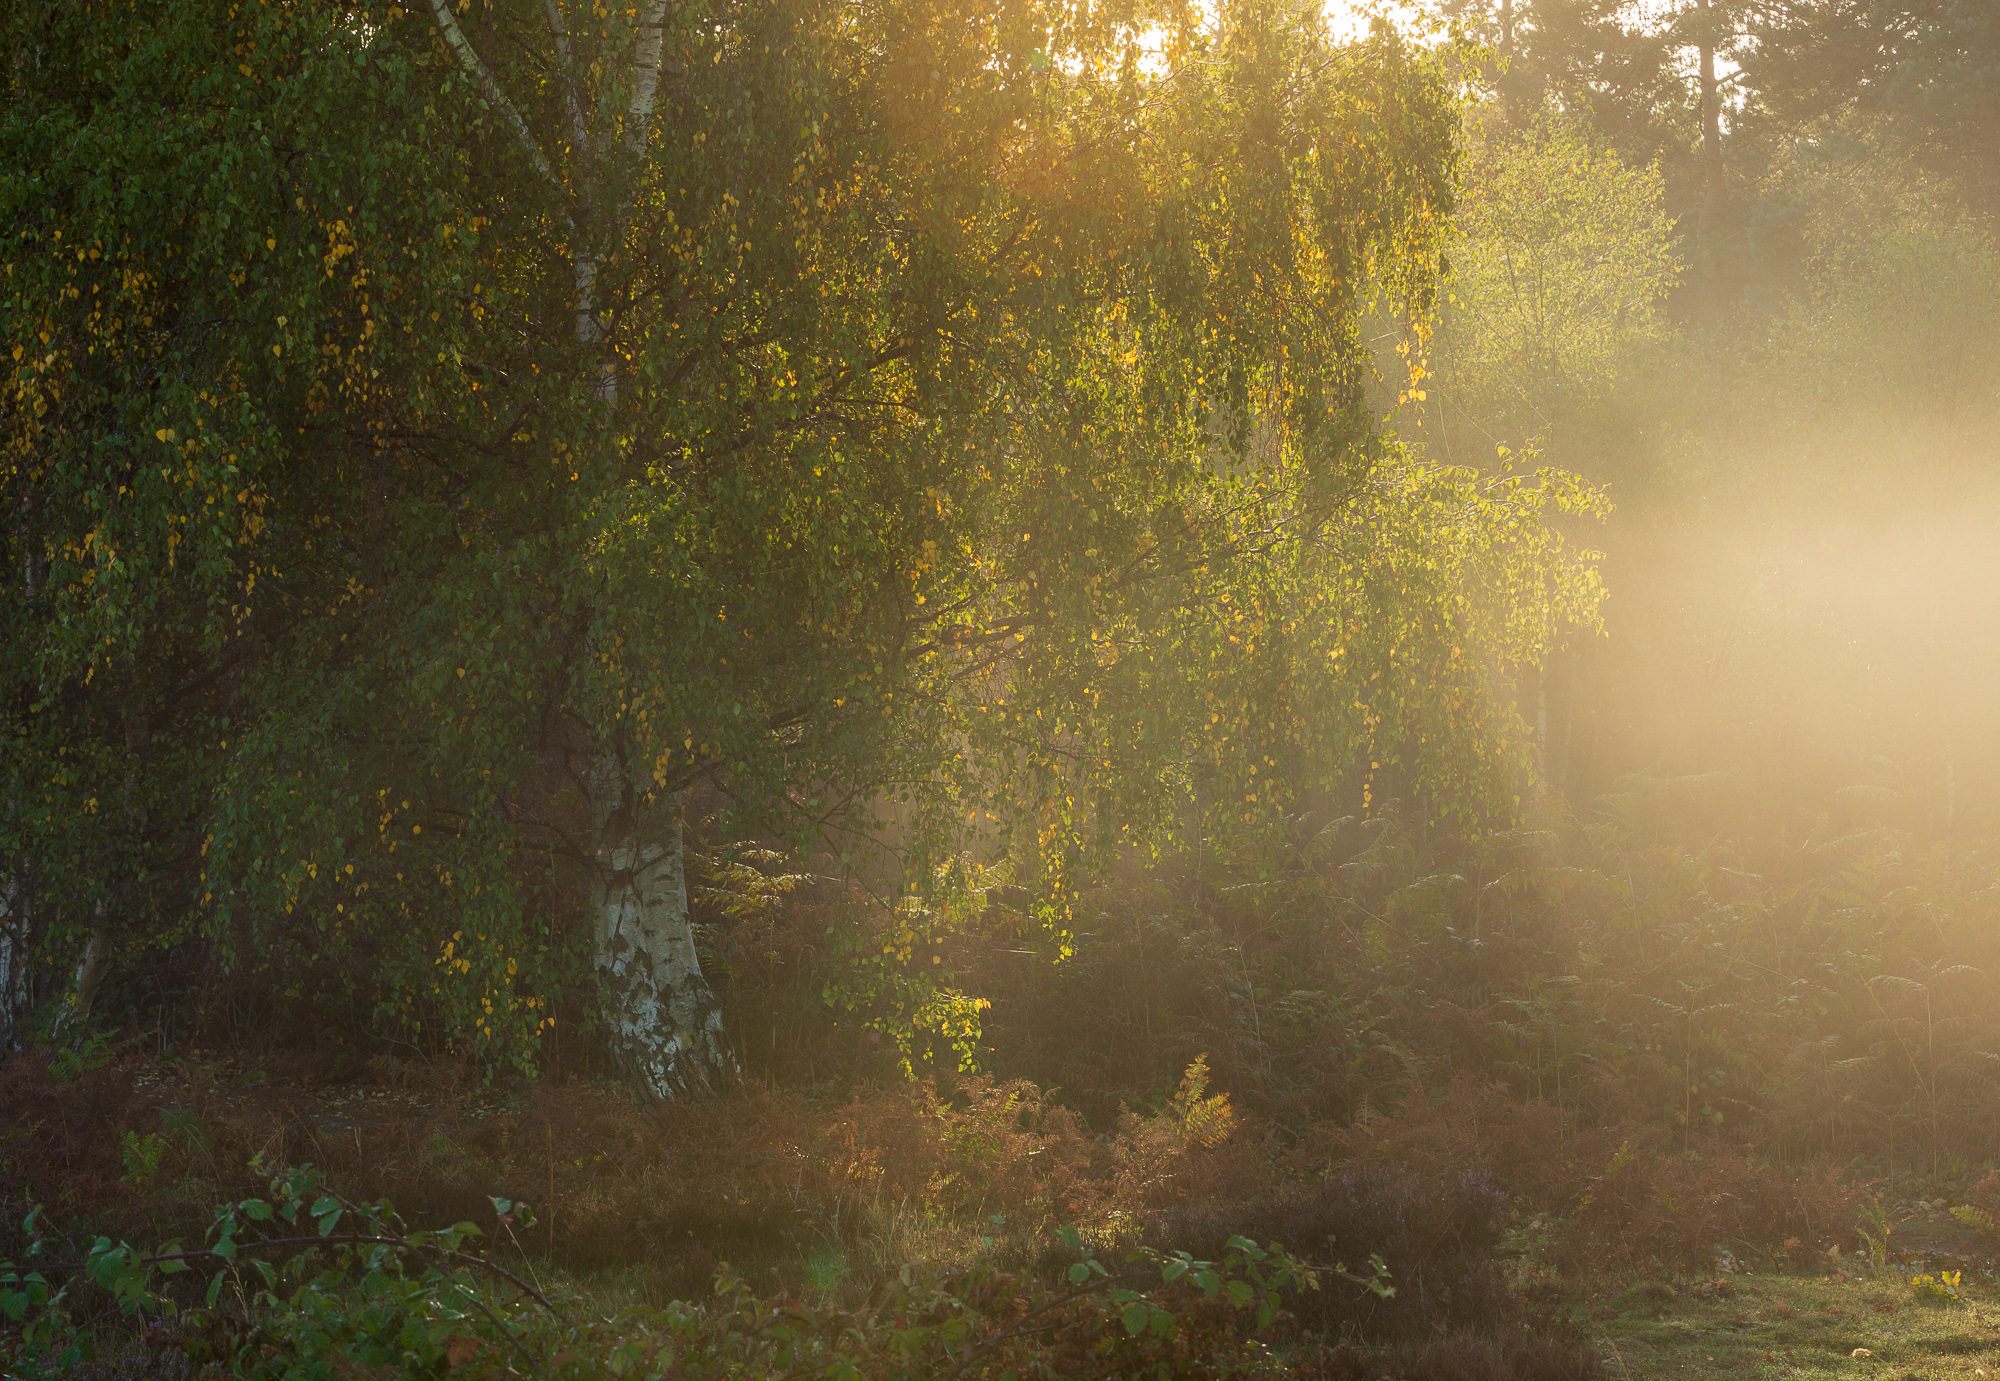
4, 0, 2000, 1374
1, 0, 1603, 1074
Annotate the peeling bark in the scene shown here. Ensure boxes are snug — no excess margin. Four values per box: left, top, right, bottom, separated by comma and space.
589, 760, 734, 1099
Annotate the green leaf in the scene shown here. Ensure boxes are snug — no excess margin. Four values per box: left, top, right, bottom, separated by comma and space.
1121, 1303, 1150, 1335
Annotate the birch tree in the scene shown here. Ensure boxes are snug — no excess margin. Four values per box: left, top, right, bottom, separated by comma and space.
419, 0, 731, 1097
4, 0, 1607, 1089
281, 0, 1476, 1096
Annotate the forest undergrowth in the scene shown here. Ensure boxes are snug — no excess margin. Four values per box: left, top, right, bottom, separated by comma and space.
11, 770, 2000, 1377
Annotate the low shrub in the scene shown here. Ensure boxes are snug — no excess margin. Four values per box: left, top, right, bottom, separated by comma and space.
1, 1166, 1332, 1380
1142, 1161, 1512, 1339
1559, 1147, 1860, 1275
0, 1051, 146, 1256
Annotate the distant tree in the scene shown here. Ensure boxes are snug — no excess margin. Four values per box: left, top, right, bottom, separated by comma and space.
1743, 0, 2000, 226
1432, 0, 1689, 175
1433, 117, 1681, 443
1771, 217, 2000, 419
1678, 0, 1734, 308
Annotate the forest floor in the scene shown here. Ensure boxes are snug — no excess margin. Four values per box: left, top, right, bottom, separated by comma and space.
1572, 1266, 2000, 1379
19, 1049, 2000, 1378
537, 1236, 2000, 1380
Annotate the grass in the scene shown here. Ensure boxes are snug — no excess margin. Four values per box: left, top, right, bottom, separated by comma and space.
1586, 1268, 2000, 1379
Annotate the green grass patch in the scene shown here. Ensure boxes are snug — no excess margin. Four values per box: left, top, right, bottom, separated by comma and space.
1591, 1269, 2000, 1379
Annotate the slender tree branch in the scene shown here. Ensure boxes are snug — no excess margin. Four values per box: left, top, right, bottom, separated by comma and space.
426, 0, 563, 200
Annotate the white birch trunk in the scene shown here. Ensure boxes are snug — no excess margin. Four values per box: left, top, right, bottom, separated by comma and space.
0, 877, 29, 1052
432, 0, 732, 1097
590, 760, 733, 1097
54, 921, 110, 1044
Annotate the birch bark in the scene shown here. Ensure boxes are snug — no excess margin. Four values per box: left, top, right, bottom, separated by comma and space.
589, 759, 731, 1098
52, 924, 110, 1044
0, 878, 29, 1052
427, 0, 735, 1094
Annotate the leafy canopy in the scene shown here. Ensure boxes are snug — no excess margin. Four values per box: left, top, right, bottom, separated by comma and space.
1, 0, 1603, 1063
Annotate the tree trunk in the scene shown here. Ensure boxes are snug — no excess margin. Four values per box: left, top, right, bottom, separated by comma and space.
589, 759, 733, 1098
1496, 0, 1521, 121
4, 494, 35, 1051
0, 877, 30, 1052
430, 0, 725, 1099
1695, 0, 1727, 312
1535, 662, 1549, 787
54, 923, 110, 1044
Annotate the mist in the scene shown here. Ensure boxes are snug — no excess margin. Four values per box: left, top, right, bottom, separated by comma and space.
7, 1, 2000, 1375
